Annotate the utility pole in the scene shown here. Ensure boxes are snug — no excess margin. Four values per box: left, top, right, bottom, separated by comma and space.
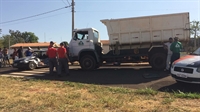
72, 0, 75, 37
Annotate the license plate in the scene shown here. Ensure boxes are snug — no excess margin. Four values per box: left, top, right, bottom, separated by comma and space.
176, 74, 187, 78
14, 63, 17, 66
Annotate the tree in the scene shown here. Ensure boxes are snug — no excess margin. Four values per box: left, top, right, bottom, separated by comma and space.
0, 38, 3, 48
1, 35, 13, 48
9, 30, 39, 43
190, 21, 200, 49
62, 41, 69, 46
0, 30, 39, 48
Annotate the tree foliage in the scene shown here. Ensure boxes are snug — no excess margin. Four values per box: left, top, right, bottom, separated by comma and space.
62, 41, 69, 46
0, 38, 3, 48
9, 30, 39, 43
190, 21, 200, 36
190, 21, 200, 48
0, 30, 39, 48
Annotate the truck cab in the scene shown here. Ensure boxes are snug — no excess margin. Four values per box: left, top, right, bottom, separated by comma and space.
69, 28, 102, 70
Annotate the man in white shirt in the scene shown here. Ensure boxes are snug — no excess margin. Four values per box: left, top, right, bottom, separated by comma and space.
164, 37, 173, 71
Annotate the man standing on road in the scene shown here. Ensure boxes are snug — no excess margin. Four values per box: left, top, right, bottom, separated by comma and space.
170, 37, 183, 65
12, 48, 18, 61
164, 37, 173, 71
17, 46, 24, 58
3, 47, 11, 67
57, 42, 70, 76
25, 47, 33, 57
46, 41, 58, 75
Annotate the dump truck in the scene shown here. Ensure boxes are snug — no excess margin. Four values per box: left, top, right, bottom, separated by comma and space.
68, 12, 190, 70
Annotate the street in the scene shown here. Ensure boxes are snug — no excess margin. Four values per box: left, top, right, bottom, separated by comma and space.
1, 64, 200, 93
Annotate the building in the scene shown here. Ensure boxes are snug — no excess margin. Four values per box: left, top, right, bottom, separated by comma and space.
10, 42, 59, 50
9, 41, 110, 54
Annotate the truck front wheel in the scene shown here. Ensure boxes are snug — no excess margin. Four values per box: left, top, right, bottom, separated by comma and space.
80, 55, 96, 70
150, 53, 166, 70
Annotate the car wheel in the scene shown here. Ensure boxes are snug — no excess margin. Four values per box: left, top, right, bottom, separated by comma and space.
28, 62, 37, 70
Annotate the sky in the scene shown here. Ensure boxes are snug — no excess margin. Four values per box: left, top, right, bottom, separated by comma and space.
0, 0, 199, 44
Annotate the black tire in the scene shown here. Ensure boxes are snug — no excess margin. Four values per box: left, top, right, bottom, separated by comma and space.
150, 53, 166, 70
80, 55, 96, 70
28, 62, 37, 70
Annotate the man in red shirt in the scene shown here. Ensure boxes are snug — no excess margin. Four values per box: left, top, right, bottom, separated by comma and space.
57, 42, 70, 76
47, 41, 58, 75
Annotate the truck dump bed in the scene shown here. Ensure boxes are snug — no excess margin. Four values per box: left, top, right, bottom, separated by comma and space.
101, 12, 190, 46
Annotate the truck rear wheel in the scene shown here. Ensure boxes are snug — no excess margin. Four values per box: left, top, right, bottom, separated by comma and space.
80, 55, 96, 70
150, 53, 166, 70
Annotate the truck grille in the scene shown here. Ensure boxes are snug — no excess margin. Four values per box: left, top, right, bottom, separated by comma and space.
174, 67, 193, 74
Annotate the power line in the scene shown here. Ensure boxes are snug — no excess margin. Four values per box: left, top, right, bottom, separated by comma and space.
1, 11, 71, 27
0, 6, 71, 25
66, 0, 71, 5
61, 0, 67, 5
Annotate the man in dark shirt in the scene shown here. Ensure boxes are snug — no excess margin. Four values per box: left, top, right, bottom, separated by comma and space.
17, 46, 23, 58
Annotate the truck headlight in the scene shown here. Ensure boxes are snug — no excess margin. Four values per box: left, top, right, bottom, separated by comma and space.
197, 67, 200, 73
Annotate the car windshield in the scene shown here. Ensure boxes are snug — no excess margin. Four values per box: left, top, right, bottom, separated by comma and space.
192, 47, 200, 55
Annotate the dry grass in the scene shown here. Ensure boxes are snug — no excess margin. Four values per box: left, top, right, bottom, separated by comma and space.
0, 77, 200, 112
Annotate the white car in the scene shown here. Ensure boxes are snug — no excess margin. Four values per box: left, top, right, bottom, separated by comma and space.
171, 47, 200, 84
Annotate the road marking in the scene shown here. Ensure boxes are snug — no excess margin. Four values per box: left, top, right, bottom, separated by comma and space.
0, 68, 49, 78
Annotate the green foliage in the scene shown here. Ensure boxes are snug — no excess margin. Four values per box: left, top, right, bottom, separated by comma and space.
0, 38, 4, 48
134, 87, 158, 96
190, 21, 200, 36
0, 30, 39, 48
61, 41, 68, 46
9, 30, 39, 43
173, 90, 200, 99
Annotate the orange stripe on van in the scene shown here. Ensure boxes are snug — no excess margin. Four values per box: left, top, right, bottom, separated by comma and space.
174, 55, 195, 64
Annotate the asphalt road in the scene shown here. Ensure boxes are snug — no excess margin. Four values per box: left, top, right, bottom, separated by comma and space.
1, 64, 200, 93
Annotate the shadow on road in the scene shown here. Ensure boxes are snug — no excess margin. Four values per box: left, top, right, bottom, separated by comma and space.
25, 67, 170, 85
3, 66, 200, 93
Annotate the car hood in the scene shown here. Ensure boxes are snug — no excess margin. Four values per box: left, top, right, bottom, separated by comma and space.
174, 55, 200, 67
15, 56, 35, 61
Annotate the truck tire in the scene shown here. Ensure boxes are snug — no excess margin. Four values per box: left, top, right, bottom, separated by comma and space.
28, 62, 37, 70
150, 53, 166, 70
80, 55, 96, 70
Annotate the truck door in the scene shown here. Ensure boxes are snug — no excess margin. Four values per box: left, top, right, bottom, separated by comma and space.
70, 31, 91, 57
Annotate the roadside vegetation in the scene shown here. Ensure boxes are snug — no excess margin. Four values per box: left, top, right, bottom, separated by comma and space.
0, 76, 200, 112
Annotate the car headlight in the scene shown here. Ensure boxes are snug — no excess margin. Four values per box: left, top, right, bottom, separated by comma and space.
197, 67, 200, 73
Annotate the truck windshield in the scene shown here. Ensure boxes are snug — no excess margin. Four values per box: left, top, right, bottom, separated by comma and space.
75, 31, 88, 40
